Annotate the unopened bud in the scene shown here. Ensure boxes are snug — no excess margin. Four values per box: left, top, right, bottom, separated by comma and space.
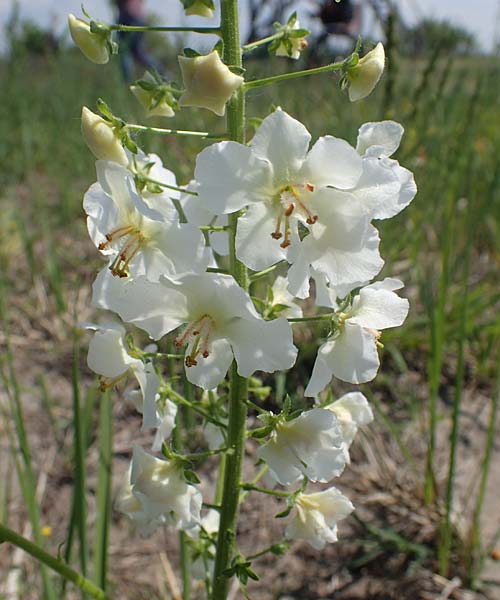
68, 14, 110, 65
182, 0, 215, 18
178, 50, 244, 116
346, 42, 385, 102
81, 106, 128, 165
130, 73, 175, 118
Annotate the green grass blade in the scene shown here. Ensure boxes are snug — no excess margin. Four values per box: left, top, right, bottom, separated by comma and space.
93, 389, 113, 590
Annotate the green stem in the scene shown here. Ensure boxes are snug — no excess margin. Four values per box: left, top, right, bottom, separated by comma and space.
167, 388, 227, 428
242, 32, 282, 53
173, 406, 191, 600
141, 176, 197, 196
288, 314, 334, 323
110, 24, 220, 34
211, 3, 249, 599
244, 61, 343, 90
199, 225, 229, 232
93, 390, 112, 591
0, 523, 111, 600
240, 484, 289, 498
126, 123, 225, 138
249, 264, 280, 282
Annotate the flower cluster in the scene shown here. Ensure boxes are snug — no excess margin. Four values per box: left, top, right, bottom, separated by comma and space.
74, 16, 414, 581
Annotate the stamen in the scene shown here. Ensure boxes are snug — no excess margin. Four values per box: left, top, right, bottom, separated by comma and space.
106, 230, 145, 278
280, 215, 292, 249
99, 371, 129, 391
271, 210, 283, 240
175, 314, 216, 367
98, 225, 136, 250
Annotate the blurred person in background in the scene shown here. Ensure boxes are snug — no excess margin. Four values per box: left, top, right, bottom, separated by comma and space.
115, 0, 160, 81
315, 0, 362, 40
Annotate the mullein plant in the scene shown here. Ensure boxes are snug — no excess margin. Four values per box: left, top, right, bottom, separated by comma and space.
69, 1, 416, 598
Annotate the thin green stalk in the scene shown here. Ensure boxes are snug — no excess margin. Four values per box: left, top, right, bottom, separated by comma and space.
240, 484, 289, 498
110, 24, 220, 34
71, 338, 88, 578
173, 407, 191, 600
438, 210, 473, 576
288, 313, 334, 323
167, 387, 227, 428
141, 176, 198, 195
126, 123, 225, 138
0, 523, 111, 600
242, 32, 282, 53
93, 390, 112, 591
211, 2, 249, 598
468, 345, 500, 585
244, 61, 343, 90
0, 327, 56, 600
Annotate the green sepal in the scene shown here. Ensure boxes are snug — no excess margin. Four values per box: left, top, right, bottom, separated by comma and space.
184, 47, 201, 58
184, 469, 201, 484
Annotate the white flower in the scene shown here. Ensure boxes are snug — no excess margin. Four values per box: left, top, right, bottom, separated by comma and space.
190, 509, 220, 580
305, 278, 409, 394
195, 109, 383, 297
126, 389, 178, 452
178, 51, 244, 116
325, 392, 373, 456
354, 121, 417, 220
92, 270, 298, 390
179, 181, 229, 256
285, 487, 354, 549
269, 276, 303, 319
83, 322, 160, 430
257, 408, 348, 486
68, 14, 110, 65
81, 107, 128, 165
117, 445, 202, 534
346, 43, 385, 102
84, 160, 208, 280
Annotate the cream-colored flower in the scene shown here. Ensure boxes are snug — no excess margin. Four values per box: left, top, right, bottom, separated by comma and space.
81, 106, 128, 165
178, 51, 244, 116
347, 42, 385, 102
68, 14, 109, 65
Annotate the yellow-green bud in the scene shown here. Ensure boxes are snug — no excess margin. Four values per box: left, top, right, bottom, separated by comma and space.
347, 42, 385, 102
178, 50, 244, 117
185, 1, 214, 18
130, 73, 175, 118
81, 106, 128, 165
68, 14, 109, 65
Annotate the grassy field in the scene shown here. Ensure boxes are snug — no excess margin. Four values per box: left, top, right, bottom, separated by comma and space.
0, 42, 499, 599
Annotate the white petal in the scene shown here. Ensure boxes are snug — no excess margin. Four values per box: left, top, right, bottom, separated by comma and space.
185, 337, 234, 390
304, 348, 334, 397
250, 109, 311, 185
309, 223, 384, 297
350, 280, 409, 330
92, 269, 188, 339
356, 121, 404, 157
301, 136, 363, 189
133, 363, 161, 431
311, 270, 338, 309
351, 157, 403, 220
83, 182, 121, 253
195, 141, 273, 214
152, 399, 178, 452
95, 160, 136, 211
257, 437, 302, 486
225, 316, 297, 377
271, 276, 303, 319
319, 324, 380, 385
286, 248, 312, 300
330, 392, 374, 428
87, 323, 139, 378
236, 202, 289, 271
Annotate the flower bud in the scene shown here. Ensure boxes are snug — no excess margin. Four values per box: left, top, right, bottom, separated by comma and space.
130, 73, 176, 118
182, 0, 215, 18
178, 50, 244, 116
81, 106, 128, 165
346, 42, 385, 102
68, 14, 110, 65
274, 16, 309, 60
